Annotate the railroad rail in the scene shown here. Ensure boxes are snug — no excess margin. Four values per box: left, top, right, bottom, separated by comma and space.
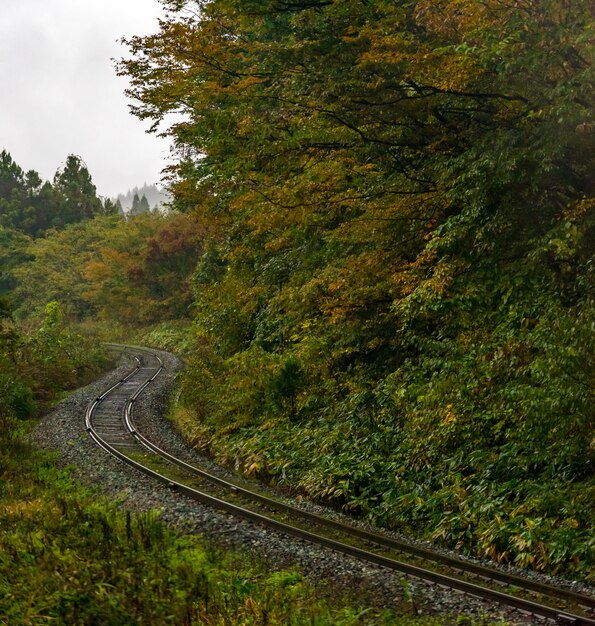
86, 345, 595, 625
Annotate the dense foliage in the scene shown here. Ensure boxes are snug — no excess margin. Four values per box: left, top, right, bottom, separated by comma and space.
120, 0, 594, 579
0, 300, 106, 414
2, 211, 203, 326
0, 299, 107, 489
0, 290, 442, 626
0, 151, 116, 238
0, 294, 408, 626
2, 460, 410, 624
2, 1, 592, 608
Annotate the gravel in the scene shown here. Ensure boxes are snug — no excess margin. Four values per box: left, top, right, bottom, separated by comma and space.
31, 348, 593, 625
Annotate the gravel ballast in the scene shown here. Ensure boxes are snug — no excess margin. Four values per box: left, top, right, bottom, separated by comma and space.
31, 348, 593, 625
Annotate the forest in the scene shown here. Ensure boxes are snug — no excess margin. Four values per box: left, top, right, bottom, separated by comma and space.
1, 0, 593, 621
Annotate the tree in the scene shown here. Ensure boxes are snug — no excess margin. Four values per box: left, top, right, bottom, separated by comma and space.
52, 155, 103, 226
100, 197, 121, 216
119, 0, 595, 576
84, 212, 205, 324
0, 150, 25, 199
0, 150, 27, 231
130, 193, 152, 215
139, 194, 150, 213
0, 226, 32, 299
0, 151, 107, 236
130, 192, 141, 215
120, 0, 593, 378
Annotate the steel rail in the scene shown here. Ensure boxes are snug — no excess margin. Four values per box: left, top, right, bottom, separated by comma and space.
125, 399, 595, 611
119, 346, 595, 612
87, 346, 595, 625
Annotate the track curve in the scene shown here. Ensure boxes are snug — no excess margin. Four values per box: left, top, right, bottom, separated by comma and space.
85, 345, 595, 626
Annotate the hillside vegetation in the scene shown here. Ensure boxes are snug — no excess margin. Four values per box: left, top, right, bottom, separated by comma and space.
120, 0, 595, 579
1, 0, 593, 595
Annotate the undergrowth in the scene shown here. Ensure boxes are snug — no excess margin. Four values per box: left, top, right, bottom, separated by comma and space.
0, 445, 509, 625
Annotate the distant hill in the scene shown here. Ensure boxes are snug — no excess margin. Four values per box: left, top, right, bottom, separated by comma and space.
115, 184, 171, 213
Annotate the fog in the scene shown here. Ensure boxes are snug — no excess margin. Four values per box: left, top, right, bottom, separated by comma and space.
0, 0, 170, 198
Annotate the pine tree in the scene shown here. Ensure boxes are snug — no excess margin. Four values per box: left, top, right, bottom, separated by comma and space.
53, 155, 102, 225
130, 193, 142, 215
139, 194, 150, 213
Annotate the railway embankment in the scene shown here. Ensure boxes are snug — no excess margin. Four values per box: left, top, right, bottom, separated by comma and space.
31, 347, 594, 624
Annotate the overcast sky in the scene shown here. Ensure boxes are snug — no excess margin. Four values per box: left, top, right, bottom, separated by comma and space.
0, 0, 171, 198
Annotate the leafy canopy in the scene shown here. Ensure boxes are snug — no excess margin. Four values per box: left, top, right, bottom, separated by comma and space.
119, 0, 595, 578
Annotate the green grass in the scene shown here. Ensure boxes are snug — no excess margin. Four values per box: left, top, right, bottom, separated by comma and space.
0, 440, 515, 625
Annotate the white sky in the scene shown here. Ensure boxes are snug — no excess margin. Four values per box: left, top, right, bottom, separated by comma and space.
0, 0, 171, 198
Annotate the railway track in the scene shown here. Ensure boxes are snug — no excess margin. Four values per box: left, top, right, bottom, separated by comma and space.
87, 345, 595, 625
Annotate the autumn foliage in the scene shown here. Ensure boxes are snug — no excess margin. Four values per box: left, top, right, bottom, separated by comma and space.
0, 0, 590, 583
115, 0, 595, 577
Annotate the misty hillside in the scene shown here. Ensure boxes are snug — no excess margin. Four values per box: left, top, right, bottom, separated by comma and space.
115, 184, 170, 211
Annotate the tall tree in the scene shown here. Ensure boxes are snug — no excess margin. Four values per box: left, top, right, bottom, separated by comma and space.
0, 151, 107, 236
139, 194, 151, 213
0, 150, 27, 231
130, 192, 142, 215
119, 0, 594, 575
52, 155, 103, 225
120, 0, 593, 370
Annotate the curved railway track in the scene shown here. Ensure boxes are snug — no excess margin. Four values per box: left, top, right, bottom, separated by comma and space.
87, 345, 595, 625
